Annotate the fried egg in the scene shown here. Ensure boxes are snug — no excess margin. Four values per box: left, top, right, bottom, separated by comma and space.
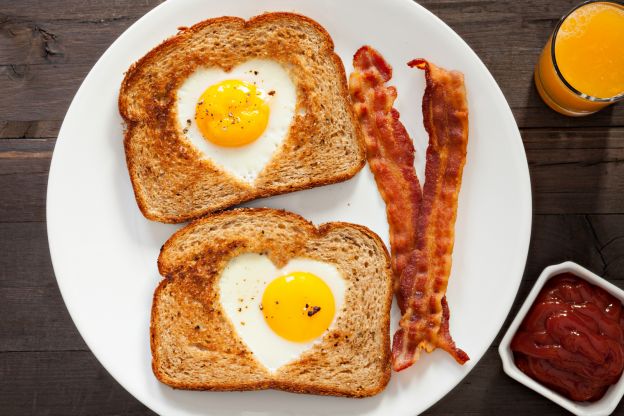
218, 253, 346, 372
176, 60, 297, 183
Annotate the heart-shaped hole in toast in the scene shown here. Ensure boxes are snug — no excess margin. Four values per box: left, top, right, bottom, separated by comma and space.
218, 253, 346, 372
175, 60, 297, 183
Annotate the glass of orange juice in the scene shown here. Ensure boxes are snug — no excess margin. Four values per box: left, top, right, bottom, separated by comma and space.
534, 0, 624, 116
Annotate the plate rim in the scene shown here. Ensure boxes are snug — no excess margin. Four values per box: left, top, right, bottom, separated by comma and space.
46, 0, 533, 414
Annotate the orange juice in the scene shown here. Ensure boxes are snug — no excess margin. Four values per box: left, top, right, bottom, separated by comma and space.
534, 1, 624, 116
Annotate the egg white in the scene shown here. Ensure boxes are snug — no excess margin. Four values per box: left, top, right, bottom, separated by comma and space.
176, 60, 297, 183
218, 253, 346, 372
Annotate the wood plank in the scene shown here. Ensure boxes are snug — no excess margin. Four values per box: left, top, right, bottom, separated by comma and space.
0, 222, 87, 351
0, 63, 94, 122
0, 16, 133, 66
523, 214, 609, 280
0, 222, 55, 289
0, 172, 47, 222
2, 2, 624, 414
0, 139, 52, 222
419, 0, 624, 128
2, 346, 620, 416
0, 138, 54, 174
425, 346, 624, 415
0, 4, 162, 122
1, 128, 624, 219
2, 212, 622, 352
586, 214, 624, 280
488, 214, 623, 349
526, 128, 624, 214
0, 121, 61, 139
4, 126, 624, 222
0, 351, 154, 416
1, 0, 623, 128
5, 0, 163, 21
0, 284, 87, 351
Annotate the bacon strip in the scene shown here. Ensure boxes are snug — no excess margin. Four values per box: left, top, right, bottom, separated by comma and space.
349, 46, 469, 372
392, 59, 470, 370
349, 46, 422, 305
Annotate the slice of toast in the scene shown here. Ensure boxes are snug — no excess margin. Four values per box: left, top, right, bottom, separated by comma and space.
119, 13, 365, 223
151, 208, 392, 397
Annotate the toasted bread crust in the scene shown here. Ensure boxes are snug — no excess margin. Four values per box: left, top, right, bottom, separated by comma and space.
151, 208, 392, 397
120, 13, 365, 223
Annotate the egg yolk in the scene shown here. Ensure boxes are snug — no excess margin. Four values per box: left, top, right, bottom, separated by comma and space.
262, 272, 335, 342
195, 79, 269, 147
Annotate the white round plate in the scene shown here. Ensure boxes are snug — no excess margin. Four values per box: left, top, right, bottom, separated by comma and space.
47, 0, 531, 415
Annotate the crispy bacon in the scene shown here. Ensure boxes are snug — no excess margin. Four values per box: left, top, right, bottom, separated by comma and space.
349, 46, 422, 306
392, 59, 470, 370
349, 46, 469, 372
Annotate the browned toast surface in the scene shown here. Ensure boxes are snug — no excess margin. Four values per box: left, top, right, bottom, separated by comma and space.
151, 208, 392, 397
120, 13, 365, 223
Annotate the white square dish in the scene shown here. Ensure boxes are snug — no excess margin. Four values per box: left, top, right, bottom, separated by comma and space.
498, 261, 624, 416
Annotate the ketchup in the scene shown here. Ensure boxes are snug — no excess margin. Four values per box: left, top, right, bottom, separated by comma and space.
511, 273, 624, 402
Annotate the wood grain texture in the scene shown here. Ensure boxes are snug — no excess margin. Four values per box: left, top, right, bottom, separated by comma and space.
1, 0, 623, 128
0, 139, 53, 222
426, 346, 624, 416
0, 351, 153, 416
2, 211, 623, 414
0, 222, 86, 352
4, 127, 624, 220
2, 0, 624, 414
527, 128, 624, 214
420, 0, 624, 128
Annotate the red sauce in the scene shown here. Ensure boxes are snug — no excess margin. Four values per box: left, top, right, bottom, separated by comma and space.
511, 273, 624, 401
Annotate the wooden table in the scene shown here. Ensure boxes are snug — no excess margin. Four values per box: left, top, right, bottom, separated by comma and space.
2, 0, 623, 414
